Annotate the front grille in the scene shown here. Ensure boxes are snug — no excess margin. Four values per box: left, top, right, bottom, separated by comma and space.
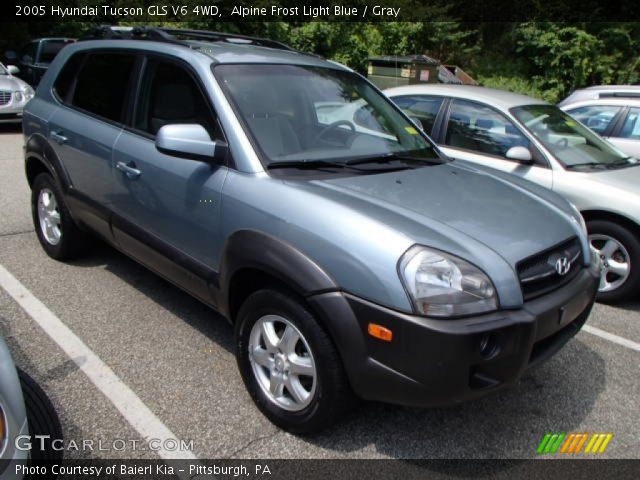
517, 237, 582, 300
0, 91, 11, 106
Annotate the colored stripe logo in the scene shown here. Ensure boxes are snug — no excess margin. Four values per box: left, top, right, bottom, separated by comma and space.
537, 433, 613, 454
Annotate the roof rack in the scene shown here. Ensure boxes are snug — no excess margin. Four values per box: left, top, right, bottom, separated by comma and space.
79, 25, 296, 52
599, 91, 640, 99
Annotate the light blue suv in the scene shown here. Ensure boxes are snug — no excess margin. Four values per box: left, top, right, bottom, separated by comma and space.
23, 27, 600, 433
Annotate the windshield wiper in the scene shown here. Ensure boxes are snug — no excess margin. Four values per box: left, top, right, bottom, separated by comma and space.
266, 159, 366, 171
565, 162, 608, 170
345, 153, 446, 166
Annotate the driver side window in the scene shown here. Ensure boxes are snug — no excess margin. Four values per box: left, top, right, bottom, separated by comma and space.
445, 99, 531, 159
134, 59, 222, 141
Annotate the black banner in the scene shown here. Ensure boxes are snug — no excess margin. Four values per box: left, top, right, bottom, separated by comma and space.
2, 459, 639, 480
3, 0, 640, 23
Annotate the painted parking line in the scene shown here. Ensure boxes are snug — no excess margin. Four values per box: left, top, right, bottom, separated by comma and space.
0, 263, 198, 461
582, 325, 640, 352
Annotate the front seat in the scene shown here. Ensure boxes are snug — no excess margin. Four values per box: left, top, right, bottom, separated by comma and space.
236, 89, 301, 158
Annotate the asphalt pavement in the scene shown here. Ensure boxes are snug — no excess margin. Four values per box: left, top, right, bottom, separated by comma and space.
0, 125, 638, 460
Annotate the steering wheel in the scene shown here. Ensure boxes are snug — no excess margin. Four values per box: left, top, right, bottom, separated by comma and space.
555, 137, 569, 150
313, 120, 356, 146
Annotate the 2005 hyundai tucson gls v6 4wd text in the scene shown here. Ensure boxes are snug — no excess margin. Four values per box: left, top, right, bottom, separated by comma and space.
22, 27, 600, 433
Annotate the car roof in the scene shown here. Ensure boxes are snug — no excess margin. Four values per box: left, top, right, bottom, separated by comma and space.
384, 84, 548, 110
64, 38, 348, 70
559, 85, 640, 106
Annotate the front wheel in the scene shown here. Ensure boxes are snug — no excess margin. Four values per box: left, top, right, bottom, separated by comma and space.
235, 289, 354, 434
588, 219, 640, 303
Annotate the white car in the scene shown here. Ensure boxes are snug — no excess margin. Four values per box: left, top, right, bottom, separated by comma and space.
0, 63, 34, 124
386, 84, 640, 302
559, 86, 640, 159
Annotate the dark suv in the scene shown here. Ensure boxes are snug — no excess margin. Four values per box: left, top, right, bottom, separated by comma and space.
22, 27, 600, 433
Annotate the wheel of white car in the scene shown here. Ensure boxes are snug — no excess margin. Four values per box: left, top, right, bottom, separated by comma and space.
235, 288, 355, 433
588, 219, 640, 303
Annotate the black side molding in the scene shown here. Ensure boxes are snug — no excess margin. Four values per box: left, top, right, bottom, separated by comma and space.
25, 133, 72, 192
217, 230, 339, 317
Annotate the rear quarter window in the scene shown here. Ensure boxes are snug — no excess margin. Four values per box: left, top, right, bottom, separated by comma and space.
53, 52, 86, 102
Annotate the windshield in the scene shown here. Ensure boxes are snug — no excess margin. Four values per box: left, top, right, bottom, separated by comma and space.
214, 64, 439, 166
0, 64, 7, 75
511, 104, 634, 169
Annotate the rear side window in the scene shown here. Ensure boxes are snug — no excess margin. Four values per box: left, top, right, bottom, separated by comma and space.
71, 53, 136, 123
53, 52, 86, 102
393, 95, 443, 134
40, 40, 74, 64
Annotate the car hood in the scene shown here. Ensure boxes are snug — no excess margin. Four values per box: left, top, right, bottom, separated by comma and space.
309, 162, 580, 268
588, 164, 640, 191
0, 75, 26, 91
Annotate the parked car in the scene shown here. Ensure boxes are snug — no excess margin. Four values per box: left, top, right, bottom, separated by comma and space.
6, 38, 75, 87
0, 334, 63, 478
23, 27, 600, 432
386, 84, 639, 302
559, 86, 640, 159
0, 63, 35, 124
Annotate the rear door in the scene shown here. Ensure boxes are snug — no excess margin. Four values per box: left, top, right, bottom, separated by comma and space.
438, 98, 553, 188
48, 50, 138, 238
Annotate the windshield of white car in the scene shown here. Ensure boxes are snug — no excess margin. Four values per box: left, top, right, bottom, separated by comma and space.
511, 104, 635, 169
0, 65, 7, 75
213, 64, 440, 167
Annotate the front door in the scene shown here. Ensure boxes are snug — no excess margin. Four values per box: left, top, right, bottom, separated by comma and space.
110, 57, 228, 302
439, 98, 553, 189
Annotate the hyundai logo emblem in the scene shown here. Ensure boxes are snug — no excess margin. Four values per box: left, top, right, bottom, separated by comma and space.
555, 256, 571, 276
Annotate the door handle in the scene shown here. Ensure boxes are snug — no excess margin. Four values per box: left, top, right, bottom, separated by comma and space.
116, 161, 142, 180
50, 131, 68, 145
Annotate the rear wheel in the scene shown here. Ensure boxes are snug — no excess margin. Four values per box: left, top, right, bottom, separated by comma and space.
31, 173, 89, 260
588, 219, 640, 302
235, 289, 354, 433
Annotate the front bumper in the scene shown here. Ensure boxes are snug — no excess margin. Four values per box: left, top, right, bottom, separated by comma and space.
0, 102, 25, 123
308, 267, 599, 407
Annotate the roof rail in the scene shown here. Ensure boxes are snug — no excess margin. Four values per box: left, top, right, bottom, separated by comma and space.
79, 25, 296, 52
599, 91, 640, 99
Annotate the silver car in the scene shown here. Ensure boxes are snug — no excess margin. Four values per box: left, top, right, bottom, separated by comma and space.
386, 84, 640, 302
0, 63, 34, 124
0, 334, 63, 477
559, 86, 640, 159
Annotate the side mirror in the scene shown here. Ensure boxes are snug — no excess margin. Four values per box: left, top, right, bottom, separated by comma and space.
505, 146, 533, 164
6, 65, 19, 75
156, 124, 227, 164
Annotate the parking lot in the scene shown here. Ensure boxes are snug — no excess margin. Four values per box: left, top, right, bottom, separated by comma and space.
0, 124, 638, 460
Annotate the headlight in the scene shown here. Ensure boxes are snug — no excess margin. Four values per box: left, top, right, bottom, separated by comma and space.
24, 86, 35, 101
399, 246, 498, 317
14, 91, 23, 102
569, 202, 587, 237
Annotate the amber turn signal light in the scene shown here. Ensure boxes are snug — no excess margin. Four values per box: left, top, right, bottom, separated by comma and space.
368, 323, 393, 342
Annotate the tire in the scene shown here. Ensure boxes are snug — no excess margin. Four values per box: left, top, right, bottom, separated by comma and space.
235, 288, 355, 434
31, 172, 89, 260
588, 219, 640, 303
18, 368, 64, 463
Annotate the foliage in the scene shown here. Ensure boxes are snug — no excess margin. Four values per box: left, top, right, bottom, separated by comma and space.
2, 19, 639, 103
